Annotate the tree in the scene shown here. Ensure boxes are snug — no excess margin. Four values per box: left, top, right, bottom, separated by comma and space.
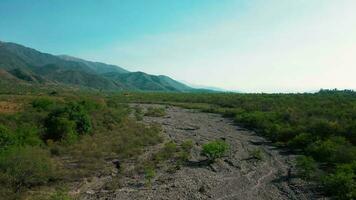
296, 156, 317, 180
322, 162, 356, 200
44, 111, 77, 142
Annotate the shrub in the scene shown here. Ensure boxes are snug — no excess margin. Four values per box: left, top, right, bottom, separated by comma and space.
14, 125, 43, 147
144, 107, 166, 117
0, 146, 56, 193
44, 103, 92, 142
49, 189, 73, 200
306, 137, 355, 164
288, 132, 314, 149
250, 148, 263, 160
321, 162, 356, 200
154, 141, 177, 162
296, 156, 317, 180
181, 140, 193, 152
65, 103, 92, 134
144, 167, 155, 187
202, 140, 229, 161
0, 125, 15, 151
31, 98, 55, 111
44, 113, 77, 143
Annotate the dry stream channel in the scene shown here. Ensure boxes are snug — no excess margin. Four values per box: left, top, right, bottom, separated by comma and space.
80, 104, 324, 200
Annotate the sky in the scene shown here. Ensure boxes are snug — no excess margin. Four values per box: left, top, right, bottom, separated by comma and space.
0, 0, 355, 93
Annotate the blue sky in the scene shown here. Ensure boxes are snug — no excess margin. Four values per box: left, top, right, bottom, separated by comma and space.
1, 0, 355, 92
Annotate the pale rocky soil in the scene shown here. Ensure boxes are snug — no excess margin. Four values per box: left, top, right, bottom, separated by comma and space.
78, 104, 325, 200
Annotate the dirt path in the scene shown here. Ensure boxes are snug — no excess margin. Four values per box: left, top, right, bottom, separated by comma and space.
81, 104, 322, 200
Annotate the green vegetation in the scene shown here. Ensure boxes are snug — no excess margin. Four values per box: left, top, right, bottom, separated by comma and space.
321, 162, 356, 200
296, 156, 317, 180
202, 140, 229, 162
144, 107, 166, 117
144, 167, 156, 187
0, 94, 163, 199
249, 148, 263, 160
0, 88, 355, 199
113, 89, 356, 199
133, 105, 144, 121
0, 41, 193, 92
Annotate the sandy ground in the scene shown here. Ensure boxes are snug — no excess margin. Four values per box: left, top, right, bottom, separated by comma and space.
80, 104, 324, 200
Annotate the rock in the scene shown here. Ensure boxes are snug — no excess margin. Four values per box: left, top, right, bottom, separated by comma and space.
86, 190, 95, 195
112, 159, 121, 170
198, 185, 206, 193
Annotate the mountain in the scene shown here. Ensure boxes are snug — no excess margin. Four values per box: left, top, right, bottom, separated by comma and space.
103, 72, 192, 91
58, 55, 129, 74
0, 41, 193, 92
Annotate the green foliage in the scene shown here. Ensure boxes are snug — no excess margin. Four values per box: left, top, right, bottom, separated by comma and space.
250, 148, 263, 160
113, 91, 356, 199
321, 162, 356, 200
0, 125, 16, 151
144, 167, 156, 186
49, 189, 73, 200
144, 107, 166, 117
306, 137, 356, 164
154, 141, 177, 162
14, 125, 43, 147
181, 140, 193, 152
31, 98, 55, 111
288, 132, 314, 148
44, 112, 77, 143
133, 105, 144, 121
44, 102, 92, 142
202, 140, 229, 161
0, 146, 56, 193
296, 156, 317, 180
64, 102, 92, 134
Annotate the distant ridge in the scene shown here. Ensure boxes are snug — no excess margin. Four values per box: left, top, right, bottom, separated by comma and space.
0, 41, 196, 92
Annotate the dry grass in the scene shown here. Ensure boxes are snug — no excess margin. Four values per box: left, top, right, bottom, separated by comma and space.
0, 101, 22, 113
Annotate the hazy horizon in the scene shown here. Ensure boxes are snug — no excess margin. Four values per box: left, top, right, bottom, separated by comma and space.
1, 0, 355, 93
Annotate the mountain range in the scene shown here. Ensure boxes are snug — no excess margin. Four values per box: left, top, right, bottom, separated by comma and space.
0, 41, 194, 92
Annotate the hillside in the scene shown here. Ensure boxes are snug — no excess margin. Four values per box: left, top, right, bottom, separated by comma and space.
0, 41, 193, 92
103, 72, 192, 92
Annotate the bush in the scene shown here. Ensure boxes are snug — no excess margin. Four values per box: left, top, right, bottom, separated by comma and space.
14, 125, 43, 147
322, 162, 356, 200
49, 189, 73, 200
296, 156, 317, 180
145, 107, 166, 117
31, 98, 55, 111
154, 141, 177, 162
306, 137, 356, 164
0, 146, 56, 193
144, 167, 155, 187
250, 149, 263, 160
133, 105, 144, 121
181, 140, 193, 153
202, 140, 229, 161
288, 132, 314, 148
65, 103, 92, 134
44, 113, 77, 143
0, 125, 15, 151
44, 103, 92, 142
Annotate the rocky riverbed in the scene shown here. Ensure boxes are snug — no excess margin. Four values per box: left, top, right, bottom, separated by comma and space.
80, 104, 324, 200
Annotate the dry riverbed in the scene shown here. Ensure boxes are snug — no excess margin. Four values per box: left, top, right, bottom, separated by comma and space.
80, 104, 324, 200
